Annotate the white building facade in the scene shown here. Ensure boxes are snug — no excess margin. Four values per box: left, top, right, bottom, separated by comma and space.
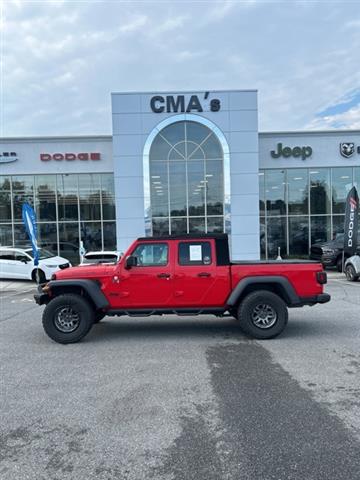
1, 89, 359, 263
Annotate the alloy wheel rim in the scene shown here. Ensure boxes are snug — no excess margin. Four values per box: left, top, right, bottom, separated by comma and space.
54, 306, 80, 333
251, 303, 277, 329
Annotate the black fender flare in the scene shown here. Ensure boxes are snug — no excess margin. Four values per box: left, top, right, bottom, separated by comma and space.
48, 279, 109, 309
226, 276, 300, 307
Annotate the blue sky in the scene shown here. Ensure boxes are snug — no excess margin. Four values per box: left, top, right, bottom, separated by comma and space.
1, 0, 360, 136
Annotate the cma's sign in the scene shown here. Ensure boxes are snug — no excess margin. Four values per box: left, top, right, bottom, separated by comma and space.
40, 153, 101, 161
271, 143, 312, 161
0, 152, 18, 163
340, 142, 360, 158
150, 93, 221, 113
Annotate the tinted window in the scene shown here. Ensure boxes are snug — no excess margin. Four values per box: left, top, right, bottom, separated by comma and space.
15, 253, 30, 262
132, 243, 168, 267
178, 242, 212, 266
0, 251, 16, 261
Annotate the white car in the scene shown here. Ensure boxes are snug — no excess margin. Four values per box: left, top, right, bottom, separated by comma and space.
344, 255, 360, 282
0, 246, 71, 283
80, 251, 121, 266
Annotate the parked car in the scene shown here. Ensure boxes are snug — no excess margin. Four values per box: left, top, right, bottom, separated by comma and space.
35, 233, 330, 344
344, 255, 360, 282
310, 233, 360, 272
79, 251, 121, 266
0, 247, 71, 283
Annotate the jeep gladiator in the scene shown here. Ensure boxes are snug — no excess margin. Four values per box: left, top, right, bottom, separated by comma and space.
34, 234, 330, 343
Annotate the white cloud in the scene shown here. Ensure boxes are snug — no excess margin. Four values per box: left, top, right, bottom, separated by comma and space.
1, 0, 360, 136
119, 14, 148, 34
305, 105, 360, 130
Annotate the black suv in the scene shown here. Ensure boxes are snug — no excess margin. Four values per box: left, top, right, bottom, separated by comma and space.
310, 233, 360, 271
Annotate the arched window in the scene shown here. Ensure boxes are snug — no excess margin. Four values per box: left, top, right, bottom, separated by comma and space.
148, 120, 225, 236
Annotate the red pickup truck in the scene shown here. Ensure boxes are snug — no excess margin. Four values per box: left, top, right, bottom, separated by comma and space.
34, 234, 330, 344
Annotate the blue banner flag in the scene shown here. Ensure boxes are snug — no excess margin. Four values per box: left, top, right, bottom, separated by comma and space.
22, 203, 39, 266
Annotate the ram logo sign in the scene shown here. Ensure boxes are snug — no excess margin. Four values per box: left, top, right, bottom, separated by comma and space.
340, 143, 355, 158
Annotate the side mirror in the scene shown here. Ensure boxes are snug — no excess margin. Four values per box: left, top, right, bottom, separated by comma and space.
125, 255, 137, 269
21, 258, 28, 263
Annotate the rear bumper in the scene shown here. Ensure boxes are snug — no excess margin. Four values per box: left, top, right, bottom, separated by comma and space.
296, 293, 331, 306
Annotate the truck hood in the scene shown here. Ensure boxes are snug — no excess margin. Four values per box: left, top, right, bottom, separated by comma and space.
54, 263, 116, 280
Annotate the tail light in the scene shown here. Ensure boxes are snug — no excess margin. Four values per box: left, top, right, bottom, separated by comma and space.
316, 271, 327, 285
51, 273, 57, 280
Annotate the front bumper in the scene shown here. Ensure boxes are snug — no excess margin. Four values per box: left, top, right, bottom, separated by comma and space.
34, 293, 50, 305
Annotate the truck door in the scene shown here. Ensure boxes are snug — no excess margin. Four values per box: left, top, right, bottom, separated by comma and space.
112, 241, 173, 308
173, 240, 230, 307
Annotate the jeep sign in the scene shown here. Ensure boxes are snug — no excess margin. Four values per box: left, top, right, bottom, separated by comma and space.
271, 143, 312, 161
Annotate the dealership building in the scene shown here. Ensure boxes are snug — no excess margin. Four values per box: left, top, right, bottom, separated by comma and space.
1, 90, 359, 264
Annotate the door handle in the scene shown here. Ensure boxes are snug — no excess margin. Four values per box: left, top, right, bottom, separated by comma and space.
197, 272, 211, 277
157, 273, 171, 279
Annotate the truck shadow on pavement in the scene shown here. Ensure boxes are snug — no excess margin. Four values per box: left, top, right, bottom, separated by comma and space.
86, 316, 332, 343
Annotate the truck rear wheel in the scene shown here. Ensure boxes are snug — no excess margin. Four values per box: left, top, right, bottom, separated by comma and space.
237, 290, 288, 339
42, 294, 94, 344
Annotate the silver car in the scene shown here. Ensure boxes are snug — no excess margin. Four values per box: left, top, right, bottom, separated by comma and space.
344, 255, 360, 282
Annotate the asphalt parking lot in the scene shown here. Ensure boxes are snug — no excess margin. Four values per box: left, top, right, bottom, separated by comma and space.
1, 273, 360, 480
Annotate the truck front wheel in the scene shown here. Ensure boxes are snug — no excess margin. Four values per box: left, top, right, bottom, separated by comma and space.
237, 290, 288, 339
42, 294, 95, 344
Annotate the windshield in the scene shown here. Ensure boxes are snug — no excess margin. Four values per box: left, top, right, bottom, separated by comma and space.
26, 248, 55, 260
83, 254, 118, 264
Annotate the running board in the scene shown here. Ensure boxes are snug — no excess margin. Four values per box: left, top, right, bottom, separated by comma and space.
106, 308, 227, 317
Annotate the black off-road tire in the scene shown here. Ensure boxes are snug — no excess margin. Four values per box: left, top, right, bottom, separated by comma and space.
32, 269, 46, 284
345, 264, 358, 282
42, 294, 94, 344
237, 290, 288, 340
94, 311, 106, 323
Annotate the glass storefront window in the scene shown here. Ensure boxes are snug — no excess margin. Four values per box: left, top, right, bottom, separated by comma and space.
265, 170, 286, 216
267, 217, 287, 258
259, 172, 265, 216
0, 173, 116, 255
311, 216, 331, 245
79, 174, 101, 221
13, 223, 29, 246
189, 217, 205, 234
288, 169, 308, 215
260, 217, 266, 258
57, 174, 79, 221
148, 120, 225, 235
38, 223, 58, 254
169, 162, 186, 216
101, 174, 116, 220
12, 176, 34, 220
188, 161, 205, 216
310, 169, 331, 215
171, 217, 187, 235
0, 180, 12, 220
103, 222, 117, 250
207, 217, 224, 233
81, 222, 102, 251
288, 216, 309, 257
332, 168, 353, 214
152, 218, 170, 236
0, 224, 12, 245
58, 222, 80, 265
332, 215, 345, 237
35, 175, 57, 222
206, 160, 223, 215
150, 162, 168, 217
